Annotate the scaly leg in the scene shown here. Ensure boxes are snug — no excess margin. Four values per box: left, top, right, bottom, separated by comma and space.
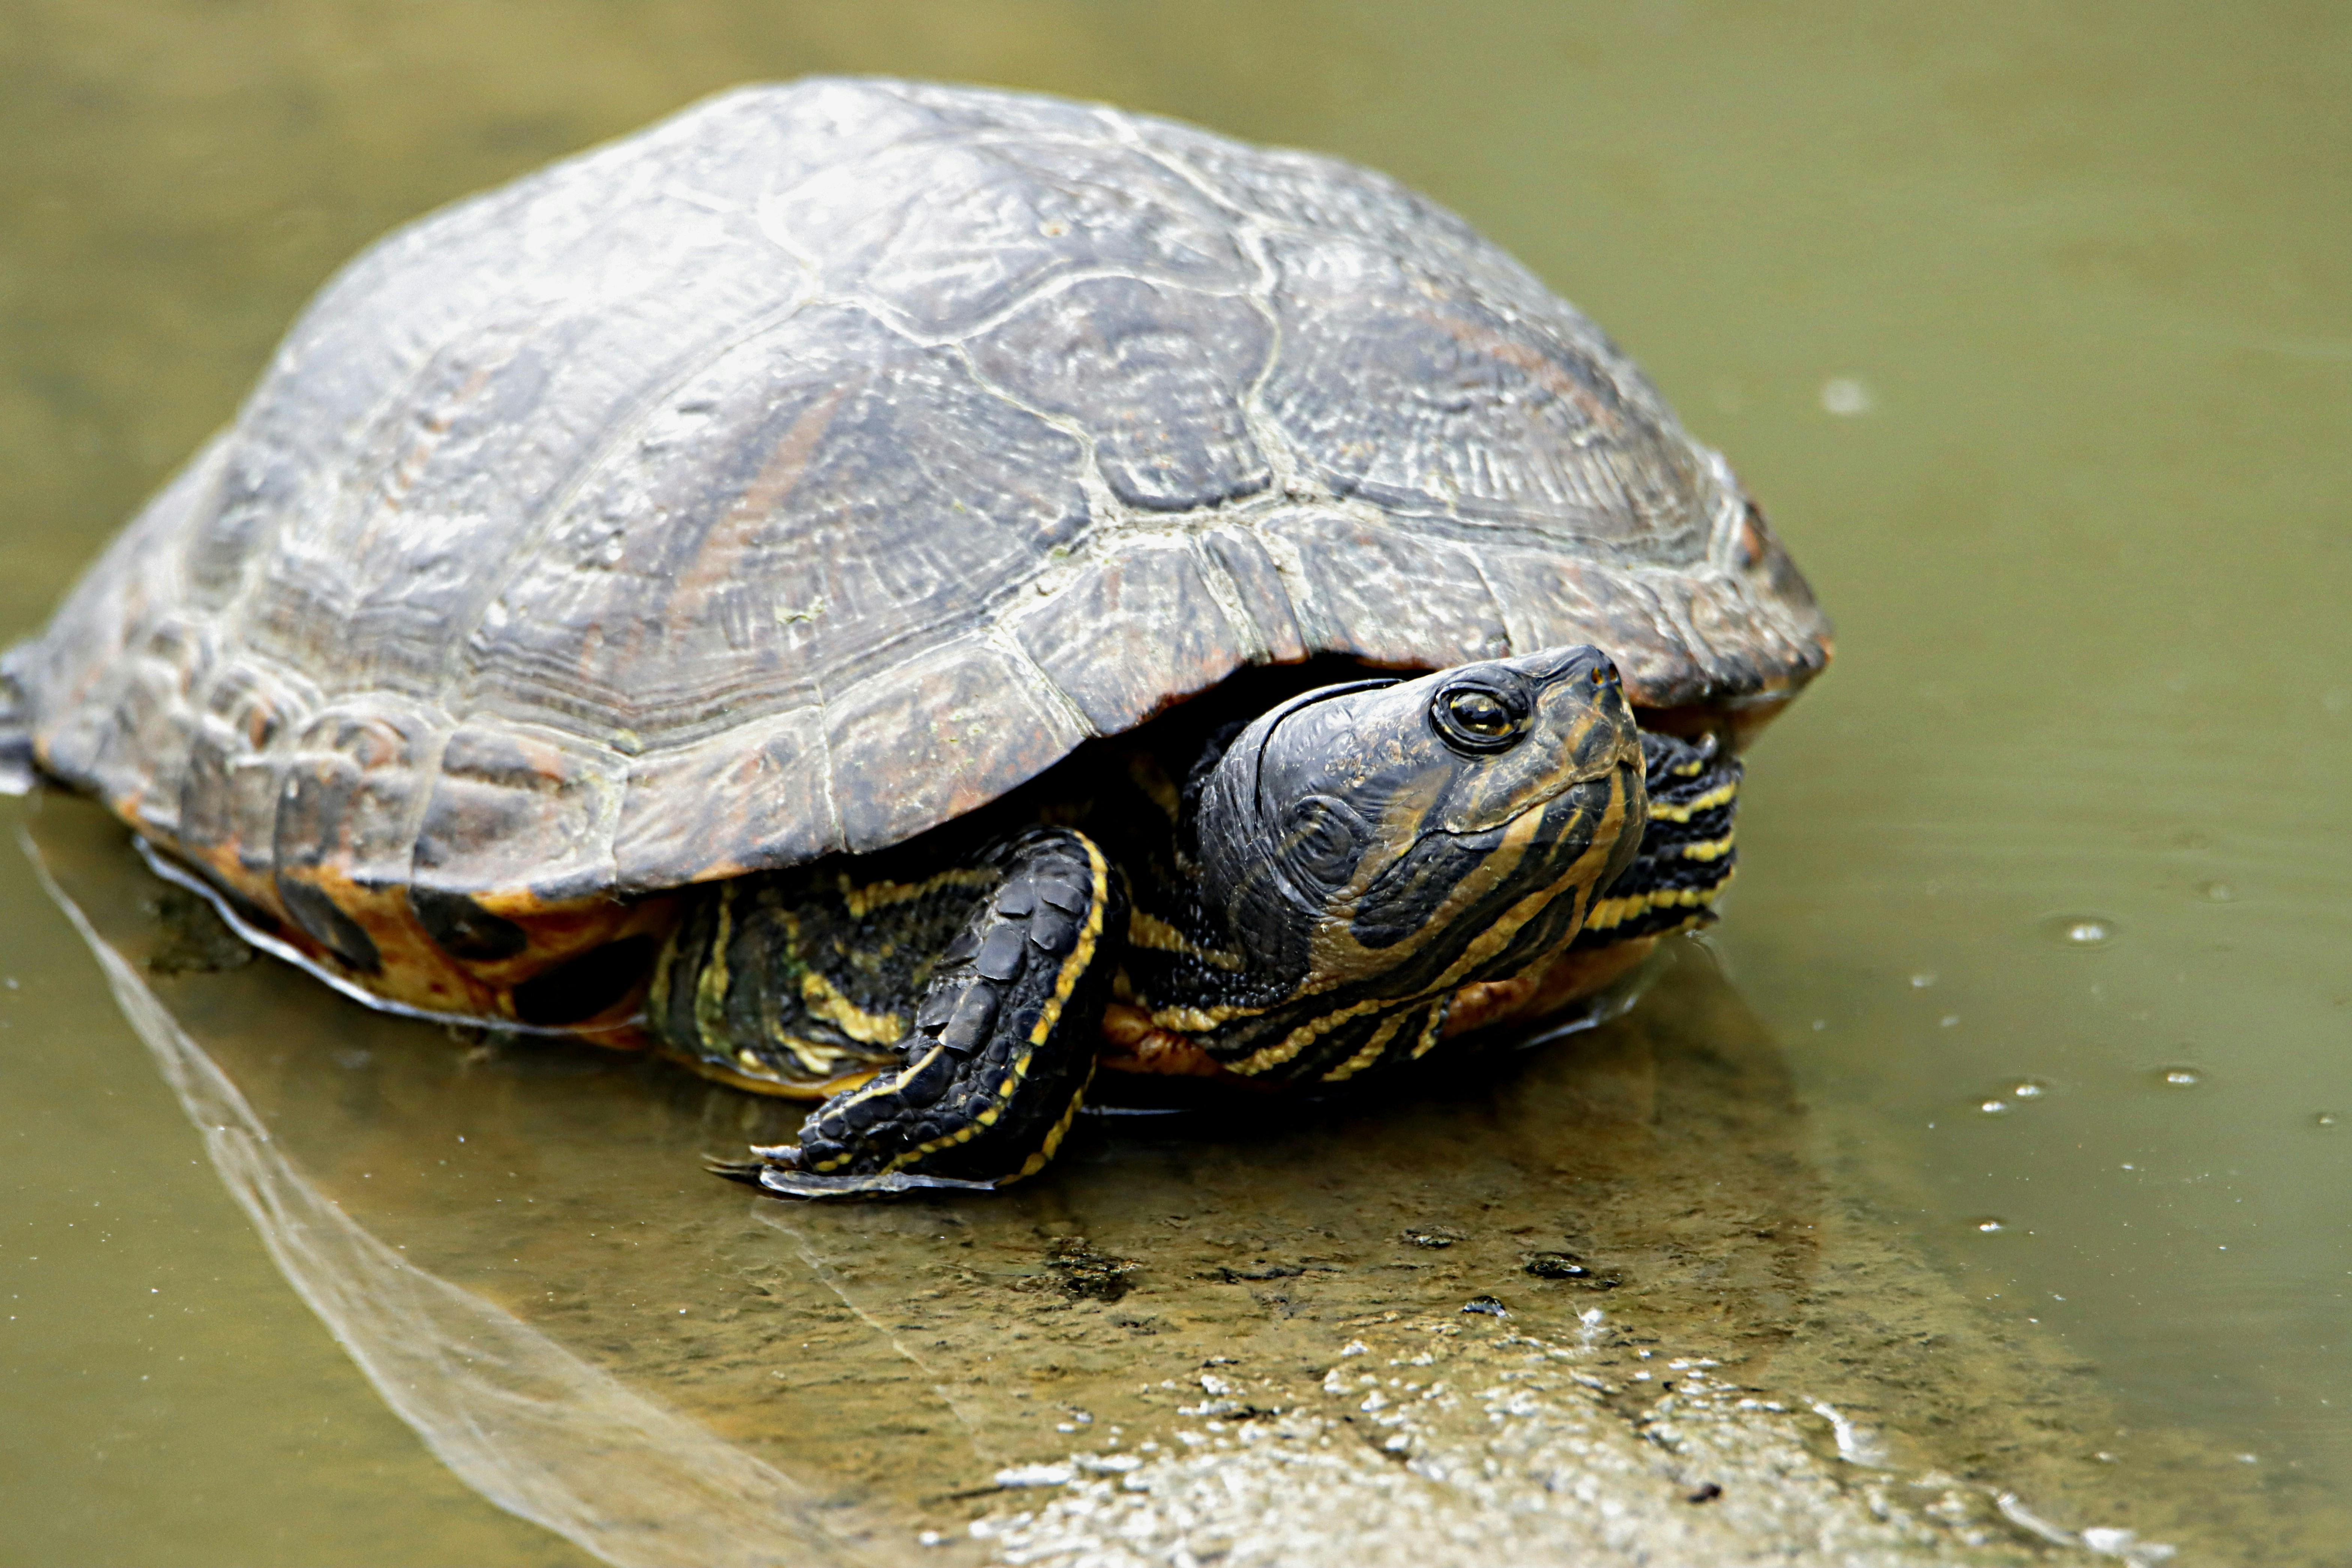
731, 828, 1125, 1197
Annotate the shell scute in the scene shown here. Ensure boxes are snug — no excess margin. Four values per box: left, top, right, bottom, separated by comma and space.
410, 724, 623, 906
1010, 540, 1253, 736
768, 132, 1254, 335
1260, 233, 1708, 559
1258, 513, 1510, 671
1199, 530, 1308, 666
174, 658, 319, 860
271, 701, 437, 899
1137, 117, 1486, 249
968, 276, 1274, 513
459, 302, 1089, 749
823, 635, 1086, 858
613, 705, 842, 891
1481, 550, 1697, 703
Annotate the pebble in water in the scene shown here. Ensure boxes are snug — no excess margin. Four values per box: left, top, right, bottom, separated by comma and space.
2316, 1112, 2339, 1129
2158, 1067, 2203, 1089
1972, 1218, 2007, 1234
2010, 1079, 2049, 1100
2043, 915, 2116, 948
1978, 1099, 2011, 1116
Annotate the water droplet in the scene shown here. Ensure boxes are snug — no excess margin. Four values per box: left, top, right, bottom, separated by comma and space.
1972, 1218, 2007, 1234
1820, 376, 1874, 416
2197, 881, 2236, 903
1909, 972, 1937, 989
2157, 1066, 2203, 1089
2043, 914, 2116, 948
1978, 1099, 2011, 1116
2316, 1111, 2339, 1129
2010, 1079, 2049, 1100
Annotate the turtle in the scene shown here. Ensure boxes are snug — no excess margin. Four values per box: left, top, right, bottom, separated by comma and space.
0, 78, 1829, 1196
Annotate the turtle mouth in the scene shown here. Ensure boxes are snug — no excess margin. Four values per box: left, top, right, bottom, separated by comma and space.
1434, 746, 1633, 837
1437, 764, 1593, 837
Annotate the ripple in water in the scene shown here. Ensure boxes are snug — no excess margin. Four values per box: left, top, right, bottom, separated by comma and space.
1978, 1078, 2052, 1115
2043, 914, 2117, 948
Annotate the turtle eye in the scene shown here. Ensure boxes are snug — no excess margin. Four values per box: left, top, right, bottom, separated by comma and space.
1432, 683, 1529, 755
1449, 690, 1512, 734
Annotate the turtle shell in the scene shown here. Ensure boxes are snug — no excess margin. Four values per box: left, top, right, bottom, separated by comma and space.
5, 77, 1828, 1023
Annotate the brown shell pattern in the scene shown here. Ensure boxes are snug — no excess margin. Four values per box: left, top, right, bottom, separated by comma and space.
6, 78, 1828, 1018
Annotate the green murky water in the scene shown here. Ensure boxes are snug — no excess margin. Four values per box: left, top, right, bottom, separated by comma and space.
3, 4, 2346, 1564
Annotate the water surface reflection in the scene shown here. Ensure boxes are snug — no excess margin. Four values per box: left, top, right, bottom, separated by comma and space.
32, 795, 2333, 1564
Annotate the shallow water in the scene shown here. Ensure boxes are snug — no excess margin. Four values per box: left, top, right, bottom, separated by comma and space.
2, 3, 2347, 1564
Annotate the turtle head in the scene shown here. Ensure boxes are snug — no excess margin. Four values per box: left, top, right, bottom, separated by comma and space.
1193, 646, 1648, 1001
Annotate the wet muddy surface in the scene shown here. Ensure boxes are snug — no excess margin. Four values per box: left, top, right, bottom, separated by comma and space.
4, 3, 2348, 1564
19, 794, 2340, 1564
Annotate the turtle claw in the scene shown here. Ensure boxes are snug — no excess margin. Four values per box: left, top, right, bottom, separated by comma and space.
705, 1148, 993, 1197
750, 1163, 1006, 1199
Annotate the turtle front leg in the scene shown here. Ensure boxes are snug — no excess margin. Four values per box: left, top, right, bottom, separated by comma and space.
737, 829, 1126, 1197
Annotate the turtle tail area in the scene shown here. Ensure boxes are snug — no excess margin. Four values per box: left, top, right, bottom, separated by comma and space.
0, 649, 36, 796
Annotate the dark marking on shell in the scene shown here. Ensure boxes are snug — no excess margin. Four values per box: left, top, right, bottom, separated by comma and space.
273, 876, 382, 974
409, 886, 530, 963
